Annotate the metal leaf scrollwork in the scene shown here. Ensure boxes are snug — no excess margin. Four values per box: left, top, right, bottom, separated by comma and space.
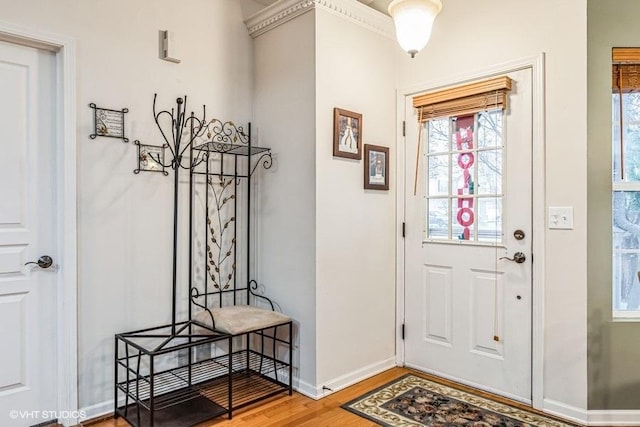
205, 119, 249, 150
190, 287, 215, 329
250, 152, 273, 176
206, 176, 236, 291
249, 279, 276, 311
152, 94, 209, 171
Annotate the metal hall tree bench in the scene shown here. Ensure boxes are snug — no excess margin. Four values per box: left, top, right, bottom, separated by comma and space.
114, 96, 293, 427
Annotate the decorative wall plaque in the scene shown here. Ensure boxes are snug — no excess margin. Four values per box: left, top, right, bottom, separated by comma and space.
134, 140, 169, 175
89, 103, 129, 142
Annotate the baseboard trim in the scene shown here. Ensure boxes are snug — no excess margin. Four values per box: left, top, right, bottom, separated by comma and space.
314, 357, 397, 400
79, 400, 115, 424
295, 378, 318, 400
542, 398, 588, 425
587, 410, 640, 426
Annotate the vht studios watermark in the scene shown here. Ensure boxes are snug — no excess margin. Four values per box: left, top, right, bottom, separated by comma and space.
8, 409, 87, 420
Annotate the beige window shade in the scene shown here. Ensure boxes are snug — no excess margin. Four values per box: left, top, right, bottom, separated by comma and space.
613, 48, 640, 92
412, 76, 512, 120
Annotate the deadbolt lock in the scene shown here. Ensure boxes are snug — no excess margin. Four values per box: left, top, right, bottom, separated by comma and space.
513, 229, 525, 240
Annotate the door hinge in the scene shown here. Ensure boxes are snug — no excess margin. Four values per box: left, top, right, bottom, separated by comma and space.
402, 222, 406, 238
401, 323, 405, 340
402, 121, 406, 137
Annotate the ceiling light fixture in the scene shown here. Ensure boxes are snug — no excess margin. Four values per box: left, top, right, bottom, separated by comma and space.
388, 0, 442, 58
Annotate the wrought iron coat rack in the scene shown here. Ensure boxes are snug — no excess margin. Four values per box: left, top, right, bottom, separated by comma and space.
145, 94, 273, 334
150, 94, 207, 335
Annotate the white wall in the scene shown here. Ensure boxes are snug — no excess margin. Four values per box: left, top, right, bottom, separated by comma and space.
397, 0, 588, 414
253, 10, 318, 395
252, 2, 397, 395
315, 8, 397, 388
1, 0, 591, 416
0, 0, 254, 412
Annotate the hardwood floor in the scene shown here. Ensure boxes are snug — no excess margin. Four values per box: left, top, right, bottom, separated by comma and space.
85, 368, 407, 427
84, 367, 579, 427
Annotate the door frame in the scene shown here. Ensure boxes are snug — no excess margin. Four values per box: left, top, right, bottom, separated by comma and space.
0, 21, 78, 426
395, 54, 545, 409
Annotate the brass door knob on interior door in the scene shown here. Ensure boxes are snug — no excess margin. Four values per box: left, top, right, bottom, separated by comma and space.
499, 252, 526, 264
24, 255, 54, 269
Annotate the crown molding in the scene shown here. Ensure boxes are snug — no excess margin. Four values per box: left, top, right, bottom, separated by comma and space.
245, 0, 394, 40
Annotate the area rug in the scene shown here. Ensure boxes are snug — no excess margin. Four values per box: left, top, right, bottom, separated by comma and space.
342, 374, 575, 427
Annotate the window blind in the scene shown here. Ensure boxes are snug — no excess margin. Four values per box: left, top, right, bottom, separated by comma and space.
412, 76, 512, 120
613, 47, 640, 92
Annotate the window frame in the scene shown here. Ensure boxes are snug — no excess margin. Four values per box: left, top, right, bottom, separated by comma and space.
611, 49, 640, 319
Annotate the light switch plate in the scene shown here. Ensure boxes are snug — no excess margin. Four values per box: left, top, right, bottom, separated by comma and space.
548, 206, 573, 229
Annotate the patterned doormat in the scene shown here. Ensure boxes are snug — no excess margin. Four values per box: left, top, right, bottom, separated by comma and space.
342, 374, 575, 427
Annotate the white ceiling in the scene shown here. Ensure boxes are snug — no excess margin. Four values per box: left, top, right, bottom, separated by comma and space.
253, 0, 392, 15
357, 0, 392, 14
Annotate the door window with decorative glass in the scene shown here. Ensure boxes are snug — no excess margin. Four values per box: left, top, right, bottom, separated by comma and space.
426, 110, 503, 243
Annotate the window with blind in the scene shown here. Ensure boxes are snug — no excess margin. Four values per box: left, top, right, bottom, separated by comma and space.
414, 77, 511, 244
612, 48, 640, 318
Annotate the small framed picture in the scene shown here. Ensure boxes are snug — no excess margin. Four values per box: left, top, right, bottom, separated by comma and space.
333, 108, 362, 159
364, 144, 389, 190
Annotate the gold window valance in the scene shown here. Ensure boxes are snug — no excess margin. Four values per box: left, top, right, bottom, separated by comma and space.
412, 76, 512, 121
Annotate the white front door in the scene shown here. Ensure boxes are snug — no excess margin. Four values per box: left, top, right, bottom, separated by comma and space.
404, 68, 533, 403
0, 40, 59, 426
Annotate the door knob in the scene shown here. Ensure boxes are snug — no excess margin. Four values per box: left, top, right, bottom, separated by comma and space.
499, 252, 526, 264
25, 255, 53, 269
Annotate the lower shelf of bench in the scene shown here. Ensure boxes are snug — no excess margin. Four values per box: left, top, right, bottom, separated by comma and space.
116, 351, 290, 426
117, 393, 227, 427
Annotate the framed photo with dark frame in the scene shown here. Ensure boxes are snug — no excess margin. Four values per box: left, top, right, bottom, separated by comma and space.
333, 108, 362, 159
364, 144, 389, 190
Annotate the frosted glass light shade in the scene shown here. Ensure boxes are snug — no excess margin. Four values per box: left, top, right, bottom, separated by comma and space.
388, 0, 442, 58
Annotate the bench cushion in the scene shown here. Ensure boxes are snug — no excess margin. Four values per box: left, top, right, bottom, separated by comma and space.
193, 305, 290, 335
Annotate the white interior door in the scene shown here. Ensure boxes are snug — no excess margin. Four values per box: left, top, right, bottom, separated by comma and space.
403, 68, 533, 403
0, 40, 59, 426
